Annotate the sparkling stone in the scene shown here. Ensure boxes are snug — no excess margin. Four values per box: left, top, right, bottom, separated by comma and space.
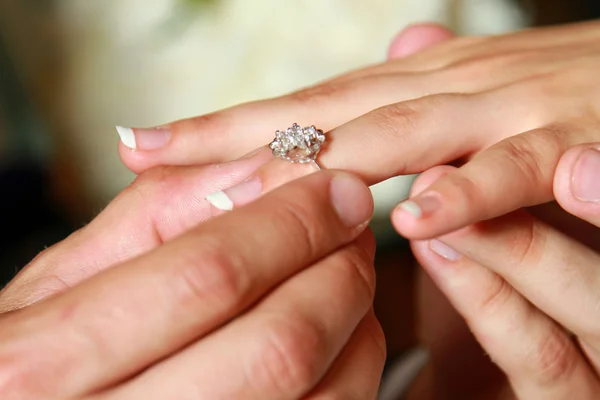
269, 123, 325, 163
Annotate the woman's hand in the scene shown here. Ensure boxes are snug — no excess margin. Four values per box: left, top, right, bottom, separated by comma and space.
410, 144, 600, 399
0, 169, 385, 400
115, 20, 600, 243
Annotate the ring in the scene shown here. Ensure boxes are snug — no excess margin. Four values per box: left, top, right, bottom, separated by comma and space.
269, 123, 326, 170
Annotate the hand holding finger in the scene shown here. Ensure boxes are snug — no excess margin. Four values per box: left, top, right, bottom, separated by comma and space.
410, 167, 600, 399
0, 170, 374, 399
0, 151, 272, 311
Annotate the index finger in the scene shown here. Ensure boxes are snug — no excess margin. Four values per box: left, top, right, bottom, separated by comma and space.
0, 170, 373, 400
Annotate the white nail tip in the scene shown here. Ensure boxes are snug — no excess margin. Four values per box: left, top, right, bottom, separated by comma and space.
205, 191, 234, 211
115, 126, 136, 149
399, 200, 422, 218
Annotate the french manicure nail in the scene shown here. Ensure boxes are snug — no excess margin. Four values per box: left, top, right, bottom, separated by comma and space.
205, 176, 263, 211
572, 148, 600, 202
330, 174, 373, 227
115, 126, 171, 150
429, 240, 462, 261
116, 126, 136, 149
398, 193, 441, 219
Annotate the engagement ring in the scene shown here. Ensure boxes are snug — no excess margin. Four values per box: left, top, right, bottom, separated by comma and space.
269, 123, 325, 170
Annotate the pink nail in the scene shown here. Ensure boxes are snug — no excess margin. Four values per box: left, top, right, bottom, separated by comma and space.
205, 176, 263, 211
330, 174, 373, 228
429, 240, 462, 261
115, 126, 171, 150
572, 148, 600, 202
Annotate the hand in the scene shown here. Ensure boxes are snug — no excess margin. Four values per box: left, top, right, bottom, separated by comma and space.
410, 144, 600, 399
115, 20, 600, 244
0, 169, 385, 400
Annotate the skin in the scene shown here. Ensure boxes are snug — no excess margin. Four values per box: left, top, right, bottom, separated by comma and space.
411, 144, 600, 399
0, 169, 384, 399
113, 20, 600, 397
5, 21, 600, 398
0, 23, 443, 399
118, 20, 600, 241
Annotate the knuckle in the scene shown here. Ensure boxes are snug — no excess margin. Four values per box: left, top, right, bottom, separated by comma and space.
443, 173, 487, 215
126, 165, 173, 199
252, 314, 325, 395
169, 239, 247, 312
337, 246, 376, 304
527, 328, 578, 385
125, 165, 192, 214
502, 136, 546, 185
498, 128, 568, 190
366, 102, 420, 141
474, 274, 514, 318
187, 111, 225, 135
506, 217, 546, 271
277, 200, 323, 259
288, 81, 346, 107
442, 51, 527, 82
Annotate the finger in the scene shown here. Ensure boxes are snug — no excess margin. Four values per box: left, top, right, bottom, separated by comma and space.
432, 211, 600, 372
304, 310, 385, 400
387, 23, 455, 59
204, 91, 542, 215
92, 231, 377, 400
119, 57, 548, 174
411, 236, 600, 399
0, 150, 272, 311
554, 143, 600, 229
412, 165, 600, 374
0, 171, 373, 399
345, 20, 600, 83
117, 73, 439, 173
392, 124, 599, 240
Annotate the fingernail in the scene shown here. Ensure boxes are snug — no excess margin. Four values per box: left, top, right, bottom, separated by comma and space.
205, 176, 262, 211
115, 126, 171, 150
116, 126, 136, 149
397, 193, 441, 219
330, 174, 373, 227
429, 240, 462, 261
572, 148, 600, 202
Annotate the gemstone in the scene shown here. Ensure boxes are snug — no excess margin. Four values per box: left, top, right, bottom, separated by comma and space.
269, 123, 325, 163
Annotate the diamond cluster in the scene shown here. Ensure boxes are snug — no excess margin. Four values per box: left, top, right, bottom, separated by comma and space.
269, 123, 325, 163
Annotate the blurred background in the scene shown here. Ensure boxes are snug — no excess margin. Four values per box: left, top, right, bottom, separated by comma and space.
0, 0, 599, 397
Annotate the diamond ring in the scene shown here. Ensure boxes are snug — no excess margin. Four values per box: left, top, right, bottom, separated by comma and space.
269, 123, 326, 170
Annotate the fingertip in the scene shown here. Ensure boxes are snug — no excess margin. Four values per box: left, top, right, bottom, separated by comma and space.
393, 166, 455, 240
330, 171, 374, 229
387, 23, 454, 59
118, 141, 146, 175
391, 205, 425, 239
554, 144, 600, 225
